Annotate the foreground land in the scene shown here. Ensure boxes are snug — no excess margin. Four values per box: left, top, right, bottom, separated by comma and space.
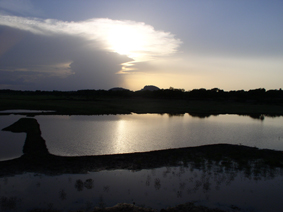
1, 89, 283, 212
1, 143, 282, 176
1, 88, 283, 115
28, 202, 231, 212
3, 144, 282, 212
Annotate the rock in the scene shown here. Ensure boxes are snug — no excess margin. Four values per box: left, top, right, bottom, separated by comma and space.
140, 85, 160, 91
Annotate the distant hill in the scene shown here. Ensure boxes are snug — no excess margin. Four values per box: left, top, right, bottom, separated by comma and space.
139, 85, 160, 91
109, 87, 130, 91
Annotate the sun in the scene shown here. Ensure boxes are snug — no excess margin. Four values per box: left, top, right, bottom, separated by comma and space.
107, 25, 147, 59
101, 20, 181, 72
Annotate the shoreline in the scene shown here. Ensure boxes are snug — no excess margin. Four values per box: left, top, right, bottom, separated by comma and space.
0, 143, 282, 177
91, 202, 228, 212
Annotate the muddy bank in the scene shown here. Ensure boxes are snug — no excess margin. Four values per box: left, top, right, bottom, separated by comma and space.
28, 202, 233, 212
1, 143, 283, 177
91, 202, 226, 212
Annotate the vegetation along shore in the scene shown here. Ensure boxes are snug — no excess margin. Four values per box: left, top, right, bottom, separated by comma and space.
1, 87, 283, 115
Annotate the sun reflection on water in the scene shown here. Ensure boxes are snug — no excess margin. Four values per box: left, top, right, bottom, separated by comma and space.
113, 119, 128, 153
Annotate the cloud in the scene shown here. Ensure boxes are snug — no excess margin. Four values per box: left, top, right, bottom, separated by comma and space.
0, 25, 129, 90
0, 15, 181, 90
0, 15, 181, 71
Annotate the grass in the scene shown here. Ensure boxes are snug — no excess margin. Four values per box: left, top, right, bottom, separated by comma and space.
1, 94, 283, 115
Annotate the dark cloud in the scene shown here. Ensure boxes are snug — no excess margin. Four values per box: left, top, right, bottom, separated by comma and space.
0, 25, 131, 90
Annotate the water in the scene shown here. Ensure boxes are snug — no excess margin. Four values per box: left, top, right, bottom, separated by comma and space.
37, 114, 283, 156
1, 163, 283, 212
1, 113, 283, 159
0, 113, 283, 211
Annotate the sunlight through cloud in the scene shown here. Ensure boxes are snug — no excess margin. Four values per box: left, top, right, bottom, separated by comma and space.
0, 15, 182, 73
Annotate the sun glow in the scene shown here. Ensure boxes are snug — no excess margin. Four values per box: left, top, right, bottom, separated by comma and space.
107, 25, 147, 59
104, 22, 180, 72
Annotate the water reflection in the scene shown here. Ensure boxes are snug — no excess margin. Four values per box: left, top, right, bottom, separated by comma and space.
74, 179, 94, 191
59, 189, 67, 200
1, 116, 283, 211
166, 113, 185, 117
0, 196, 19, 211
1, 159, 283, 212
188, 113, 216, 119
113, 119, 128, 153
1, 113, 283, 161
39, 113, 283, 156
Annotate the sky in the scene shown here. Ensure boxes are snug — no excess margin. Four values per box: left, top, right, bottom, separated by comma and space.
0, 0, 282, 91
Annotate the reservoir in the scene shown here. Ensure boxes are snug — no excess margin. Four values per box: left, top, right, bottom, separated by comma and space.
0, 113, 283, 211
0, 113, 283, 160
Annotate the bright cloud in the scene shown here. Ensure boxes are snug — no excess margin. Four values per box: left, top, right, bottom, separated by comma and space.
0, 15, 181, 72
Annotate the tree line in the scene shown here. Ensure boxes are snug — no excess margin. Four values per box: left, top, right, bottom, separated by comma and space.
1, 87, 283, 103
